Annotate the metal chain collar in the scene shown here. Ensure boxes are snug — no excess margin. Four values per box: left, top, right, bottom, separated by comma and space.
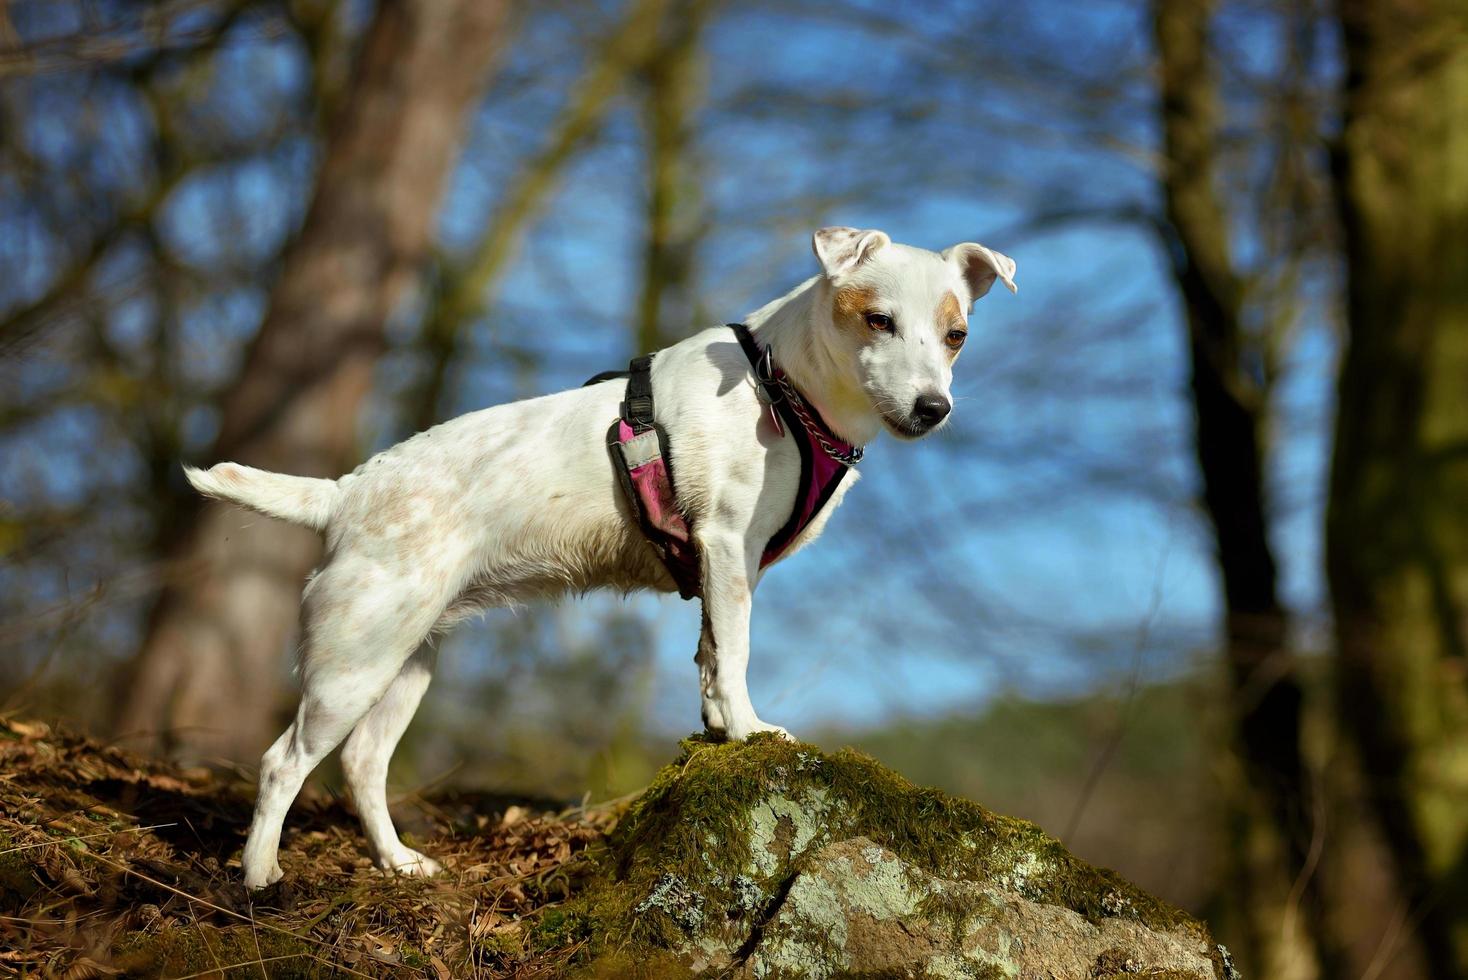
752, 343, 864, 466
769, 375, 865, 467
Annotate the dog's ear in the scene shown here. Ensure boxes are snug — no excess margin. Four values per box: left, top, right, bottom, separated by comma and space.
944, 242, 1018, 304
813, 227, 891, 279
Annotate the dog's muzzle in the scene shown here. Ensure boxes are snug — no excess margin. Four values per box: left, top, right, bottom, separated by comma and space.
912, 393, 951, 427
885, 393, 951, 438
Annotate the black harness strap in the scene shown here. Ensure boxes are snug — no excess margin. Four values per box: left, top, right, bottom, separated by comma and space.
728, 323, 822, 561
622, 355, 655, 432
583, 369, 630, 387
593, 354, 702, 599
588, 324, 858, 599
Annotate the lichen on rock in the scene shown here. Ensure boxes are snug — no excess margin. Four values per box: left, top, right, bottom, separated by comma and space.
569, 734, 1236, 979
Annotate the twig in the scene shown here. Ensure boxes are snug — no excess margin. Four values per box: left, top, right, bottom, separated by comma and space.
1358, 896, 1414, 980
244, 883, 269, 980
561, 788, 642, 818
0, 823, 178, 855
187, 898, 227, 977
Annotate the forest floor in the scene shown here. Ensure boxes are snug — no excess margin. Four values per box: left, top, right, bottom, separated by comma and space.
0, 716, 618, 978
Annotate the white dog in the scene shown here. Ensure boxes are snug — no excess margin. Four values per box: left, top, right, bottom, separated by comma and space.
185, 227, 1016, 888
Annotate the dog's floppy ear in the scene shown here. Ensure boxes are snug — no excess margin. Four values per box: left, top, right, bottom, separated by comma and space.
944, 242, 1018, 304
813, 226, 891, 279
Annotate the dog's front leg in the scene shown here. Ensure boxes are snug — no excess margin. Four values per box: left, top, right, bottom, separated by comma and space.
696, 531, 791, 741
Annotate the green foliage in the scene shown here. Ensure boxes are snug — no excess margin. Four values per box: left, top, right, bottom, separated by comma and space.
844, 683, 1213, 802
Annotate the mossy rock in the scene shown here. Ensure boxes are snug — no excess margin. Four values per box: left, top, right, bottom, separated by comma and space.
566, 735, 1238, 979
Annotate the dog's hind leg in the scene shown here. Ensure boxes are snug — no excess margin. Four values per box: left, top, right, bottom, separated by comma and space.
340, 645, 439, 876
240, 563, 446, 890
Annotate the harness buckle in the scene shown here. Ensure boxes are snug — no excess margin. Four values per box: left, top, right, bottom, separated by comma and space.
623, 395, 655, 429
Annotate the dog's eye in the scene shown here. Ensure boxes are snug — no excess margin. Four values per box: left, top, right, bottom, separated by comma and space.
945, 329, 967, 351
865, 312, 893, 332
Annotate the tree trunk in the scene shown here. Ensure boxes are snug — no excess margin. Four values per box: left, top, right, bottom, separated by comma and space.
1152, 2, 1341, 976
1328, 1, 1468, 975
117, 0, 511, 764
633, 0, 711, 354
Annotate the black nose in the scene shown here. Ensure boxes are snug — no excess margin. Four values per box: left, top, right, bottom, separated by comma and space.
912, 393, 951, 428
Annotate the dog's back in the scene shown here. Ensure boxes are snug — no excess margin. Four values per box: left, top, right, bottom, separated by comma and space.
189, 372, 679, 619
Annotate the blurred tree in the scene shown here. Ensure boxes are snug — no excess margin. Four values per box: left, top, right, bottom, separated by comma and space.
117, 0, 512, 762
410, 0, 673, 431
0, 1, 325, 693
1328, 0, 1468, 975
633, 0, 712, 352
1152, 2, 1340, 976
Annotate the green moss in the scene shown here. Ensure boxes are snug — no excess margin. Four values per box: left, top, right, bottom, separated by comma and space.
566, 735, 1213, 971
576, 946, 702, 979
0, 833, 40, 908
399, 943, 430, 969
473, 927, 525, 960
114, 926, 333, 978
529, 906, 593, 952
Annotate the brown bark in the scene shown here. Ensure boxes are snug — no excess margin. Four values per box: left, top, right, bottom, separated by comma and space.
1328, 1, 1468, 975
1152, 2, 1341, 976
117, 0, 511, 763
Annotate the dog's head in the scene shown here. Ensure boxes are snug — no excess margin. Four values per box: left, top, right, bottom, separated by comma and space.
811, 226, 1016, 439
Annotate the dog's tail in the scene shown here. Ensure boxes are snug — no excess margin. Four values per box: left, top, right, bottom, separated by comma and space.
184, 462, 340, 532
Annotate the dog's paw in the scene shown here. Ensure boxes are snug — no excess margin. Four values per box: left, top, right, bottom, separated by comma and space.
729, 719, 794, 742
381, 847, 443, 878
244, 861, 285, 891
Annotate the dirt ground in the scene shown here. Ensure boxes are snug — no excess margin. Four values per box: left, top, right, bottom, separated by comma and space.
0, 716, 619, 978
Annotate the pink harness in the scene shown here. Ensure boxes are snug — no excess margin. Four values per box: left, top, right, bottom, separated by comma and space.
589, 323, 862, 599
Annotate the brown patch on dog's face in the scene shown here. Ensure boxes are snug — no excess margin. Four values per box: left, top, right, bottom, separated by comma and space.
832, 285, 881, 334
936, 292, 964, 331
936, 291, 967, 358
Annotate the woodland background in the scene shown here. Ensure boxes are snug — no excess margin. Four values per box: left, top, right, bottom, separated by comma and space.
2, 1, 1466, 978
